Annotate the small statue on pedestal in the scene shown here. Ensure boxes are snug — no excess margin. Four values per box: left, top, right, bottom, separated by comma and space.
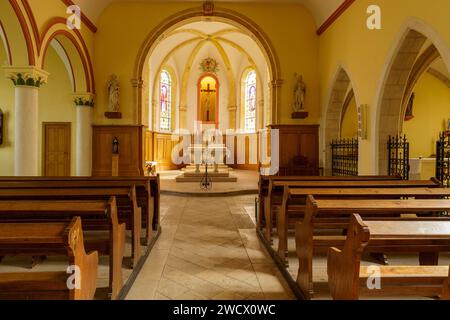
112, 137, 119, 154
105, 75, 122, 119
292, 73, 309, 119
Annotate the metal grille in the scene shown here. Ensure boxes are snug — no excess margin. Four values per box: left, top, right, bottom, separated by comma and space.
436, 132, 450, 188
388, 135, 410, 180
331, 138, 359, 176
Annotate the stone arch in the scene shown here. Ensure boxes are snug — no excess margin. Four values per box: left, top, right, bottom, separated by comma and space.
374, 17, 450, 174
134, 5, 281, 126
323, 65, 359, 175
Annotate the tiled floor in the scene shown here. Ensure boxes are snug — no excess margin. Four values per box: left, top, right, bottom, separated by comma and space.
126, 195, 295, 300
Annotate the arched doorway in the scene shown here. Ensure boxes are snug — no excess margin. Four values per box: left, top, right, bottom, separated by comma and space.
323, 66, 359, 175
375, 18, 450, 175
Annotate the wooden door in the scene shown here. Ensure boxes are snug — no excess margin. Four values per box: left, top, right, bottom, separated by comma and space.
43, 123, 71, 176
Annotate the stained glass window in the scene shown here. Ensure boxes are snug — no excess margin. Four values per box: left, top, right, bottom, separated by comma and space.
244, 70, 257, 132
160, 70, 172, 132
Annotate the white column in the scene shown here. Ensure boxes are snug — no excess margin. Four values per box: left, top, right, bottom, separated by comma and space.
14, 86, 39, 176
74, 95, 94, 176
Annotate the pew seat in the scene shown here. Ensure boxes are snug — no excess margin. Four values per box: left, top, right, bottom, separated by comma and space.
297, 197, 450, 299
0, 217, 98, 300
0, 197, 125, 300
328, 215, 450, 300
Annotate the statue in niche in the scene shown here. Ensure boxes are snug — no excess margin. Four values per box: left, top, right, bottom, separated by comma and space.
107, 75, 120, 113
293, 73, 306, 112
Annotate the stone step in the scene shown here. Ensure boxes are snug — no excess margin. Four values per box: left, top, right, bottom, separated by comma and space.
175, 175, 238, 183
183, 172, 231, 178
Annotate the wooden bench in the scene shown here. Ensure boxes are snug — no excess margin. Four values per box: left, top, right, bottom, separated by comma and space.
0, 176, 160, 246
0, 186, 141, 268
258, 175, 401, 229
296, 197, 450, 299
328, 214, 450, 300
277, 187, 450, 265
0, 217, 98, 300
0, 197, 125, 300
264, 179, 440, 242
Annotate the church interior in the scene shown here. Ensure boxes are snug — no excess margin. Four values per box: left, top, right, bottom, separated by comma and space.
0, 0, 450, 301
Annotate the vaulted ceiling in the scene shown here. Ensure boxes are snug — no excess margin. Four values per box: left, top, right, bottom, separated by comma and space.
72, 0, 345, 28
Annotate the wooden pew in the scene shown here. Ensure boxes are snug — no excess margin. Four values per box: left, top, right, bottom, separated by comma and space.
265, 179, 440, 242
0, 217, 98, 300
296, 197, 450, 299
258, 175, 402, 229
0, 175, 160, 245
328, 214, 450, 300
0, 197, 125, 300
277, 187, 450, 264
0, 186, 141, 268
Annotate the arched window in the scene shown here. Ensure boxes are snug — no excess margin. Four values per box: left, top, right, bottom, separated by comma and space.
160, 70, 172, 131
244, 70, 257, 132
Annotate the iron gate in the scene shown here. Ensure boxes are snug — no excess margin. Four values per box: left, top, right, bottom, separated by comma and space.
436, 132, 450, 187
388, 135, 410, 180
331, 138, 359, 176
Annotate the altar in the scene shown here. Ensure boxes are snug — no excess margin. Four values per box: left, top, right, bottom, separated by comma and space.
176, 143, 237, 183
409, 157, 437, 180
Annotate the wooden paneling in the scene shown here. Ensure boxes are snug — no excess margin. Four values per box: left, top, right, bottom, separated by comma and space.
144, 130, 153, 164
92, 125, 143, 177
42, 123, 71, 176
268, 125, 319, 176
153, 132, 180, 170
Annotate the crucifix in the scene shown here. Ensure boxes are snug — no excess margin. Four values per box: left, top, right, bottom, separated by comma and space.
201, 83, 216, 122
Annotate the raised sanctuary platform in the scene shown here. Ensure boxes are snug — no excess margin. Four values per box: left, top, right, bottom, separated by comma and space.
175, 143, 238, 183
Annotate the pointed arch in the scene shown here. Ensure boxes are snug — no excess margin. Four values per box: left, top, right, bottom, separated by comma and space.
374, 17, 450, 174
322, 65, 360, 175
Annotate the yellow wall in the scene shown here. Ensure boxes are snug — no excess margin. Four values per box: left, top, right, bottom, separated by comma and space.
403, 72, 450, 158
319, 0, 450, 174
0, 42, 15, 175
38, 46, 77, 175
340, 96, 358, 138
93, 2, 320, 126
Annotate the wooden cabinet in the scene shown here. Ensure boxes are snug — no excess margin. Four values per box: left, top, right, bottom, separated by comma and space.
92, 125, 144, 176
268, 125, 319, 176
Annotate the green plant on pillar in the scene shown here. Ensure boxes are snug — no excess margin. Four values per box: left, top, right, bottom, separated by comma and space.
74, 97, 95, 107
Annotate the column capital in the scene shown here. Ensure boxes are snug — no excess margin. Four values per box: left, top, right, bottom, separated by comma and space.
73, 92, 95, 107
3, 66, 49, 88
179, 105, 188, 112
228, 105, 238, 112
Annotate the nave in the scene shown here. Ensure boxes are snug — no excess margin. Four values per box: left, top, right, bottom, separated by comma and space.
127, 195, 294, 300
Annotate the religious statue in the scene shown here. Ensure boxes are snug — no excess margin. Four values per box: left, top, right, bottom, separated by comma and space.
107, 74, 120, 113
112, 137, 119, 154
293, 73, 306, 112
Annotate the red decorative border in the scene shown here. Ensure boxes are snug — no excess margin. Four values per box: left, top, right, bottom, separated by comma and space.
317, 0, 356, 36
197, 73, 220, 129
8, 0, 35, 65
60, 0, 98, 33
0, 21, 13, 65
40, 17, 95, 93
53, 37, 77, 92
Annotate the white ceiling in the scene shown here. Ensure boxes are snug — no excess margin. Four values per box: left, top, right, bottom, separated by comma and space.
72, 0, 345, 28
